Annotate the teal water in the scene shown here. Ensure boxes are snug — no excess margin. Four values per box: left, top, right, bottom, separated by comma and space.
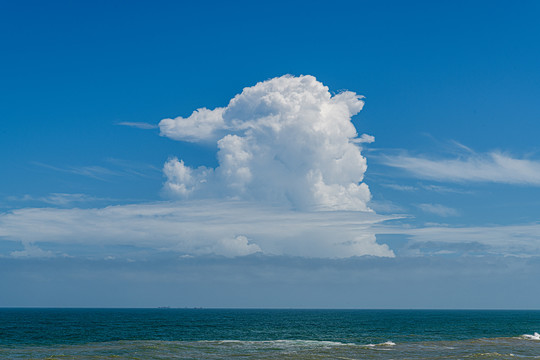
0, 309, 539, 359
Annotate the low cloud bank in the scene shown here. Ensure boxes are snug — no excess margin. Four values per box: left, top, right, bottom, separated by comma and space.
0, 201, 395, 259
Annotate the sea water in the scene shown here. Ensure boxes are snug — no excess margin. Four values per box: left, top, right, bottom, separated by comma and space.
0, 309, 538, 359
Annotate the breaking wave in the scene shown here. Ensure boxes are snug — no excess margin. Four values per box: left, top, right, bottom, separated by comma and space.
522, 332, 540, 340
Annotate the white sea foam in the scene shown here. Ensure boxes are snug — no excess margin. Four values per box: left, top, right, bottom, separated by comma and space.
272, 340, 352, 346
204, 339, 399, 348
365, 341, 396, 347
206, 339, 355, 347
522, 332, 540, 340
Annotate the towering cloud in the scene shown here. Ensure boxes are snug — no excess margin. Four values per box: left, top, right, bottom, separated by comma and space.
0, 76, 397, 259
160, 75, 372, 211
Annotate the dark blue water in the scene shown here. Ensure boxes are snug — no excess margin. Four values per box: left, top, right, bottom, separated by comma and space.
1, 309, 539, 359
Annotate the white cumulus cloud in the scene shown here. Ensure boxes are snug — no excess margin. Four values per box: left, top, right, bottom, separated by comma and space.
159, 75, 373, 211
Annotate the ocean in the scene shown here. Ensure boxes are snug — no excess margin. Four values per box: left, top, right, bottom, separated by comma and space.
0, 309, 538, 359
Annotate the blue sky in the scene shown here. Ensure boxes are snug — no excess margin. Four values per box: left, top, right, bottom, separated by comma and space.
1, 0, 540, 308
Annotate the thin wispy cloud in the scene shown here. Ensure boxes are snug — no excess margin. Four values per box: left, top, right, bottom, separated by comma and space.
421, 184, 471, 194
381, 183, 418, 192
7, 193, 108, 206
368, 200, 407, 214
376, 222, 540, 257
33, 162, 120, 180
105, 158, 161, 179
117, 122, 158, 129
381, 151, 540, 185
380, 183, 469, 194
33, 159, 160, 181
416, 203, 459, 217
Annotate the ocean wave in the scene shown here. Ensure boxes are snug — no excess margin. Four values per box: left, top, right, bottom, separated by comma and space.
522, 332, 540, 340
198, 339, 399, 349
201, 339, 357, 347
4, 338, 540, 360
365, 341, 396, 347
